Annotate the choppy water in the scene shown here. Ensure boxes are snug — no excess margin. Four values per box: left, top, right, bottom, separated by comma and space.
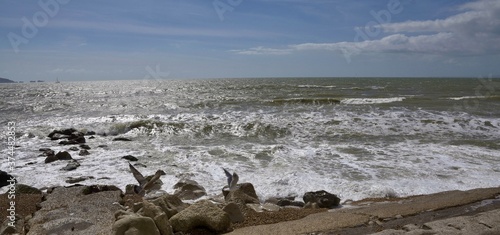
1, 77, 500, 201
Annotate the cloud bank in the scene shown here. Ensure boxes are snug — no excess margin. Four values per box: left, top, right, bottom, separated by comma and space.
233, 0, 500, 57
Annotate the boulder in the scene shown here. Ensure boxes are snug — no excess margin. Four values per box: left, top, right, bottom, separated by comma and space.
113, 137, 132, 141
169, 200, 230, 233
44, 154, 58, 163
173, 179, 207, 200
49, 129, 86, 144
69, 146, 79, 151
55, 151, 73, 160
51, 128, 77, 136
268, 197, 305, 207
303, 190, 341, 209
0, 170, 15, 188
224, 183, 260, 205
61, 160, 81, 171
79, 149, 90, 156
113, 210, 161, 235
16, 184, 42, 194
27, 185, 123, 235
80, 144, 91, 150
223, 202, 245, 223
122, 155, 138, 161
138, 200, 174, 235
150, 194, 188, 219
66, 176, 94, 184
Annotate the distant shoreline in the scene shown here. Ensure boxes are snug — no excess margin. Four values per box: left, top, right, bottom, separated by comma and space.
0, 77, 16, 83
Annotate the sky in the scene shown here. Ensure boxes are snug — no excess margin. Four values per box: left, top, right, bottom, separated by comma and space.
0, 0, 499, 82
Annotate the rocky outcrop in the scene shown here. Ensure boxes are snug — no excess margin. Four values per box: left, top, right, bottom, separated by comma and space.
113, 211, 161, 235
169, 200, 231, 233
0, 170, 15, 188
45, 151, 73, 163
79, 149, 90, 156
266, 196, 305, 207
137, 200, 173, 235
48, 128, 86, 145
66, 176, 95, 184
224, 183, 260, 205
223, 202, 245, 223
122, 155, 138, 161
150, 194, 188, 219
15, 184, 42, 194
61, 160, 80, 171
173, 179, 207, 200
27, 185, 123, 235
303, 190, 340, 209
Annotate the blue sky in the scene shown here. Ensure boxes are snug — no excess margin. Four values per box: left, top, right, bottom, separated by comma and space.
1, 0, 499, 81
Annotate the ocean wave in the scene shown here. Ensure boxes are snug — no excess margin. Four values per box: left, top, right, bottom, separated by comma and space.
340, 97, 405, 105
448, 95, 500, 100
297, 85, 337, 88
268, 98, 341, 105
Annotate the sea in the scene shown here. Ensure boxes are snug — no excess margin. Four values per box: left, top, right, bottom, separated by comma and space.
1, 77, 499, 202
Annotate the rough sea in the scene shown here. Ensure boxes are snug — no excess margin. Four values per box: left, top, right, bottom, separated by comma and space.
1, 77, 499, 201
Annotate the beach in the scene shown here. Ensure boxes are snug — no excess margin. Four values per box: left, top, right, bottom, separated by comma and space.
1, 184, 499, 234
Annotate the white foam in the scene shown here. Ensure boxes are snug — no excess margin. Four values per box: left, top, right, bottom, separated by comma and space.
341, 97, 405, 105
448, 96, 487, 100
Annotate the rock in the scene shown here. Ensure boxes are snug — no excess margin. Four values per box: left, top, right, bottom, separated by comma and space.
113, 210, 161, 235
276, 198, 305, 207
173, 179, 207, 200
304, 202, 319, 209
223, 183, 259, 200
98, 144, 108, 148
69, 146, 79, 151
169, 200, 230, 233
66, 176, 95, 184
0, 170, 15, 188
61, 160, 81, 171
223, 202, 245, 223
68, 131, 86, 143
80, 144, 91, 150
44, 154, 58, 163
303, 190, 341, 209
27, 185, 123, 235
224, 183, 260, 205
0, 216, 22, 234
50, 133, 70, 140
16, 184, 42, 194
150, 194, 188, 219
55, 151, 73, 160
81, 185, 122, 195
113, 137, 132, 141
138, 200, 174, 235
122, 155, 138, 161
79, 149, 90, 156
85, 131, 96, 136
49, 128, 86, 144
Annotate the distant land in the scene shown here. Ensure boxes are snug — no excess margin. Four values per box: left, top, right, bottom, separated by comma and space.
0, 77, 16, 83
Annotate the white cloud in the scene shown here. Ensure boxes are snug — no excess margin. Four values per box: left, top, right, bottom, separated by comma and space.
231, 46, 293, 55
233, 0, 500, 56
